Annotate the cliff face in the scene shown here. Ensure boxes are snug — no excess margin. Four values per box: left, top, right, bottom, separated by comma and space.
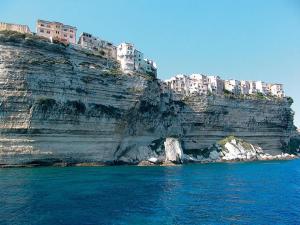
0, 32, 296, 166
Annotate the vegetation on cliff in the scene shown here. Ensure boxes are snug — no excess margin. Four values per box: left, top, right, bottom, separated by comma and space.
0, 31, 297, 166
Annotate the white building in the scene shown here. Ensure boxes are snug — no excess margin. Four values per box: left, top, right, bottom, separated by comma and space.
78, 32, 117, 59
117, 43, 157, 77
248, 81, 258, 94
117, 43, 136, 73
241, 80, 250, 95
270, 84, 284, 98
142, 59, 157, 77
189, 74, 208, 95
255, 81, 270, 95
0, 22, 31, 34
165, 74, 190, 95
165, 74, 209, 95
224, 79, 241, 95
207, 76, 224, 94
165, 74, 285, 98
36, 19, 77, 44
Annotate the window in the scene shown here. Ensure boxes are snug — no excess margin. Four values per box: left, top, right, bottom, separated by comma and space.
64, 34, 67, 37
40, 29, 44, 33
70, 35, 73, 38
70, 30, 73, 33
56, 31, 60, 34
40, 24, 45, 27
46, 30, 50, 34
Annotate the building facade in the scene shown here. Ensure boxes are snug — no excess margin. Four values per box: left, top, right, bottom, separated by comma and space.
36, 20, 77, 44
255, 81, 270, 95
241, 80, 250, 95
165, 74, 190, 95
117, 43, 157, 76
78, 32, 117, 59
225, 79, 241, 95
248, 81, 258, 94
165, 74, 209, 96
270, 84, 284, 97
0, 22, 31, 34
142, 59, 157, 77
189, 74, 208, 95
164, 74, 285, 98
117, 43, 136, 73
208, 76, 224, 94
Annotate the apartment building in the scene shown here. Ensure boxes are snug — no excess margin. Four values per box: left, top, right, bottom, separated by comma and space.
189, 74, 208, 95
248, 81, 258, 94
78, 32, 117, 59
142, 59, 157, 77
117, 43, 136, 73
241, 80, 250, 95
255, 81, 271, 95
208, 76, 224, 94
36, 19, 77, 44
117, 43, 157, 76
224, 79, 241, 95
165, 74, 190, 95
270, 84, 284, 98
165, 73, 285, 99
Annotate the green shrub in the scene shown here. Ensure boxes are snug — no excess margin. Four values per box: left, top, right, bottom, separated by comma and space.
287, 96, 294, 105
223, 89, 232, 95
88, 103, 121, 118
75, 87, 88, 94
99, 50, 106, 56
139, 100, 159, 113
284, 137, 300, 154
255, 92, 265, 100
146, 71, 156, 78
36, 98, 56, 112
103, 68, 122, 76
0, 30, 26, 39
80, 75, 96, 83
66, 100, 86, 114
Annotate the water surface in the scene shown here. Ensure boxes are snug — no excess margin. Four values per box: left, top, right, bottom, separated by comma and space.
1, 160, 300, 225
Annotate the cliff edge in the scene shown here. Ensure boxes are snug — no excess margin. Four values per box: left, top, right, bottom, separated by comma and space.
0, 31, 298, 166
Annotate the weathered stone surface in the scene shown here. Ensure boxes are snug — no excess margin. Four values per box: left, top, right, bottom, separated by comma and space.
182, 137, 298, 163
164, 137, 183, 163
0, 32, 297, 166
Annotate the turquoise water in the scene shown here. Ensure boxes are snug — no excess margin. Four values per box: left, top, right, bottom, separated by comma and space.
1, 160, 300, 225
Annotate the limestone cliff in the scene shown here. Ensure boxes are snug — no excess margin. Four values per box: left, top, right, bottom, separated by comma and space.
0, 31, 297, 166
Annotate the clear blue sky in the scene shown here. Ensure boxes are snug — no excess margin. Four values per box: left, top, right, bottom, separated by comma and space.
1, 0, 300, 127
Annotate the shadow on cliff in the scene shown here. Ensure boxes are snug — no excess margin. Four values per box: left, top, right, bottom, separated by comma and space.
0, 33, 297, 166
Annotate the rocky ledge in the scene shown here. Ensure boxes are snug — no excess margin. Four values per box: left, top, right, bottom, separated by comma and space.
0, 31, 299, 167
137, 136, 299, 166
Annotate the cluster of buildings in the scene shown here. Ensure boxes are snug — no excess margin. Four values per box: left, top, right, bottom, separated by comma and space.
164, 74, 284, 98
0, 20, 286, 98
0, 20, 157, 77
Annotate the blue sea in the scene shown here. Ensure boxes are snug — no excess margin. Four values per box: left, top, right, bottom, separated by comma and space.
1, 160, 300, 225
